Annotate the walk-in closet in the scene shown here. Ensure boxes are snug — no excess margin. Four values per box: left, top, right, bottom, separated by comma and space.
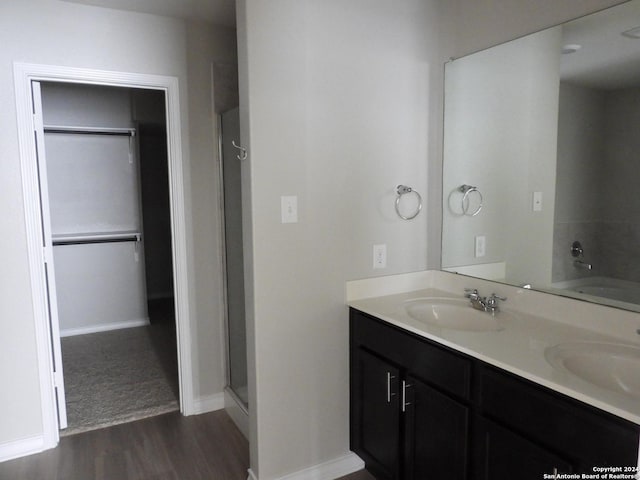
39, 82, 179, 434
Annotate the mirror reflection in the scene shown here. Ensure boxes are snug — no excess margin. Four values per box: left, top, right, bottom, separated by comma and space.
442, 0, 640, 313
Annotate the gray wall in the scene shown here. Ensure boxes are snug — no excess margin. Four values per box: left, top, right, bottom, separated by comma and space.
554, 85, 640, 282
443, 28, 560, 287
237, 1, 437, 477
133, 90, 174, 302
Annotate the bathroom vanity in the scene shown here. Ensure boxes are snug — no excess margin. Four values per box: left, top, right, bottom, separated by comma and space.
347, 271, 640, 480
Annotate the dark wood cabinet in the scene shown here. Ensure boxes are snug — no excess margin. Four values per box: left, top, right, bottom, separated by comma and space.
350, 310, 470, 480
477, 365, 640, 473
353, 348, 401, 480
472, 417, 573, 480
350, 308, 640, 480
403, 375, 468, 480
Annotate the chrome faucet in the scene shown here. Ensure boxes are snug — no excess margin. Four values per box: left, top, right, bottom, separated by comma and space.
464, 289, 507, 313
464, 288, 484, 310
571, 240, 593, 270
485, 293, 507, 313
574, 259, 593, 270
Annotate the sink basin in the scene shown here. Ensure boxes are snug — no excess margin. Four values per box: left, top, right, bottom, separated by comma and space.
545, 342, 640, 400
403, 297, 505, 332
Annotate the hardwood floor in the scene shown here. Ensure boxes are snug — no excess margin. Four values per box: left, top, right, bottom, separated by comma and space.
0, 411, 248, 480
0, 409, 375, 480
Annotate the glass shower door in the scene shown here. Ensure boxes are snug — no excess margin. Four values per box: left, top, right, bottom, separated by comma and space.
220, 107, 248, 408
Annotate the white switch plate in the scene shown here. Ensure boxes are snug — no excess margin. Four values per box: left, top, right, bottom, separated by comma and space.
281, 195, 298, 223
475, 235, 486, 258
533, 191, 543, 212
373, 244, 387, 269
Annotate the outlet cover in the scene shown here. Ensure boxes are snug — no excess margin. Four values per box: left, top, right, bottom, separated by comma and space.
475, 235, 486, 258
373, 244, 387, 269
281, 195, 298, 223
533, 191, 543, 212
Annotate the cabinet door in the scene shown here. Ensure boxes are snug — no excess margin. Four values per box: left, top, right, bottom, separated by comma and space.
473, 417, 573, 480
351, 348, 401, 480
403, 376, 469, 480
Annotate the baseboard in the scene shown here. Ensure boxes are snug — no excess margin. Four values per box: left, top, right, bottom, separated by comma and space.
0, 434, 46, 463
60, 318, 150, 337
273, 452, 364, 480
190, 392, 225, 415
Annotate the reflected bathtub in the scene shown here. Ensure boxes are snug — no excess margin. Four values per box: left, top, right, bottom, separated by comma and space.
552, 276, 640, 311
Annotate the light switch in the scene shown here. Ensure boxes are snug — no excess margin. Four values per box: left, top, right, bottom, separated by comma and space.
281, 195, 298, 223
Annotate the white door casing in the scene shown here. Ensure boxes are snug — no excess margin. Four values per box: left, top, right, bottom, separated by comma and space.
31, 80, 68, 430
14, 63, 194, 451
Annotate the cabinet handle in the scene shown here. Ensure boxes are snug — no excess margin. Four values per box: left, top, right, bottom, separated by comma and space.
402, 380, 412, 412
386, 372, 397, 403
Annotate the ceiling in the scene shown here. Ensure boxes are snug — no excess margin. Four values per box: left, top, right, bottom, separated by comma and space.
560, 0, 640, 90
61, 0, 236, 28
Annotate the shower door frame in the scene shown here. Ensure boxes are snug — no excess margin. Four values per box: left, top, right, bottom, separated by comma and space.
217, 109, 249, 415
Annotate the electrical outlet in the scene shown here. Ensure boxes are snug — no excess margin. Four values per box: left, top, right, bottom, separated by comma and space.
281, 195, 298, 223
475, 235, 486, 258
373, 244, 387, 269
533, 191, 543, 212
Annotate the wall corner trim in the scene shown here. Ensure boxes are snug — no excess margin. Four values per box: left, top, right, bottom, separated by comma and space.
189, 392, 225, 415
0, 435, 45, 463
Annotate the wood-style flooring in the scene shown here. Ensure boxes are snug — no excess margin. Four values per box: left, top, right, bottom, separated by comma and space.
0, 410, 374, 480
0, 411, 248, 480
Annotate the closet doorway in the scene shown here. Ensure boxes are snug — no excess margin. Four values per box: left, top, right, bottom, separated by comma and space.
15, 63, 193, 449
38, 82, 179, 435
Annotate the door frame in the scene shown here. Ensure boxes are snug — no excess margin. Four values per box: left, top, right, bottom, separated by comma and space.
14, 62, 194, 450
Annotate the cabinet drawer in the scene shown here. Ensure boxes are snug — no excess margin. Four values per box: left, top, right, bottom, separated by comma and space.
350, 309, 471, 400
479, 366, 640, 467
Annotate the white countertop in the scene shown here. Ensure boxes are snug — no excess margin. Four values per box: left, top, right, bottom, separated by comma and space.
347, 270, 640, 426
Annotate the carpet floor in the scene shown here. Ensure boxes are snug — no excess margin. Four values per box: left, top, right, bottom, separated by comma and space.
60, 309, 179, 436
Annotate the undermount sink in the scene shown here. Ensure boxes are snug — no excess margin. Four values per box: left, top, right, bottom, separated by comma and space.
545, 342, 640, 400
403, 297, 506, 332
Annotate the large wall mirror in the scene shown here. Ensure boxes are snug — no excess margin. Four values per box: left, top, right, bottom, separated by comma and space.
442, 0, 640, 313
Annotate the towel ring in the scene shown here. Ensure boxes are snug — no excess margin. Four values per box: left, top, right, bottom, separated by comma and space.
395, 185, 422, 220
459, 184, 483, 216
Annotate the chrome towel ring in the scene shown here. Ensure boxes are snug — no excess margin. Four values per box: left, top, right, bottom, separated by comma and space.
395, 185, 422, 220
458, 184, 483, 216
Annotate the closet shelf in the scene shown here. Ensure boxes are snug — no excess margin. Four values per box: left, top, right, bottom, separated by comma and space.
44, 125, 136, 136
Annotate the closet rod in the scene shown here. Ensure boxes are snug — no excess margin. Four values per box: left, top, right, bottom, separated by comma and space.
43, 125, 136, 136
52, 232, 141, 246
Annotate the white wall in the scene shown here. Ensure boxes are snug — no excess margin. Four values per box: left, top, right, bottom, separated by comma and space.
0, 0, 234, 452
238, 0, 439, 478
